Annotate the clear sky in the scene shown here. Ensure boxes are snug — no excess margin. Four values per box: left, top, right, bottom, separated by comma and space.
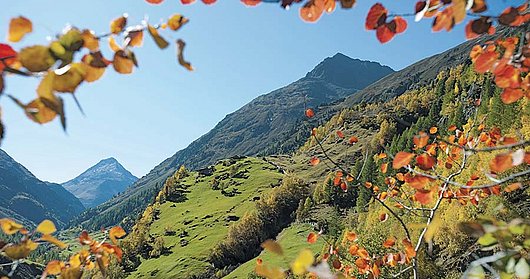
0, 0, 520, 183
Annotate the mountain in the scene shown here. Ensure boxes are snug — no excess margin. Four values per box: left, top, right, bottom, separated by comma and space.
62, 158, 137, 208
0, 149, 84, 227
70, 53, 394, 230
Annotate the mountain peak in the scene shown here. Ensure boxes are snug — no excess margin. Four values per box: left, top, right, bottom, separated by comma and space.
62, 157, 138, 208
305, 53, 394, 89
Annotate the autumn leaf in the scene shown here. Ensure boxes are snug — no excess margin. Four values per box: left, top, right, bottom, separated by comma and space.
126, 30, 144, 47
432, 6, 455, 32
383, 237, 396, 248
18, 45, 56, 72
504, 182, 522, 193
255, 264, 285, 279
402, 238, 416, 259
305, 108, 315, 118
415, 188, 434, 205
261, 239, 283, 255
291, 249, 314, 275
8, 16, 33, 42
365, 3, 387, 30
146, 0, 165, 3
415, 153, 436, 170
413, 131, 429, 149
241, 0, 261, 7
307, 232, 318, 244
109, 226, 126, 245
41, 234, 68, 249
339, 0, 356, 9
309, 157, 320, 166
429, 126, 438, 134
0, 44, 17, 72
9, 96, 58, 124
3, 241, 38, 260
36, 219, 56, 235
168, 14, 189, 31
349, 136, 358, 144
336, 130, 344, 138
346, 231, 357, 241
176, 39, 193, 71
81, 30, 100, 51
380, 162, 388, 173
110, 15, 127, 34
113, 50, 135, 74
489, 152, 513, 173
379, 212, 388, 222
0, 218, 23, 235
53, 63, 87, 93
300, 0, 325, 23
392, 152, 414, 169
45, 260, 63, 275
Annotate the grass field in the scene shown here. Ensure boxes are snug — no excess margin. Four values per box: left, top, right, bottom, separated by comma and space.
226, 223, 323, 279
127, 157, 284, 278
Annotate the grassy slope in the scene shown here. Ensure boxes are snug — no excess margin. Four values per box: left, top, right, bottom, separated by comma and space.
226, 223, 323, 279
128, 157, 283, 279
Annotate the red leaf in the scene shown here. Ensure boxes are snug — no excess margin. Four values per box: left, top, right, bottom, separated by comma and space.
181, 0, 196, 4
415, 153, 436, 170
305, 108, 315, 118
392, 16, 407, 33
336, 130, 345, 138
0, 44, 17, 72
202, 0, 217, 4
309, 157, 320, 166
376, 25, 395, 43
392, 152, 414, 169
307, 232, 318, 244
415, 188, 434, 205
494, 65, 521, 89
349, 136, 358, 144
365, 3, 387, 30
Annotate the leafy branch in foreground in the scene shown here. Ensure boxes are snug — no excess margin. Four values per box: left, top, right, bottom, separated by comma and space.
0, 218, 126, 279
0, 12, 193, 144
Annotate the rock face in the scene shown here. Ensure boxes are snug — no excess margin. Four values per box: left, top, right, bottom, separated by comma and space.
62, 158, 137, 208
70, 53, 395, 230
0, 149, 84, 227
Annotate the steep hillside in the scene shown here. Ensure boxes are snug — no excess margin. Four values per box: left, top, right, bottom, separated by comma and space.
0, 149, 84, 228
62, 158, 137, 208
121, 157, 285, 278
71, 54, 394, 230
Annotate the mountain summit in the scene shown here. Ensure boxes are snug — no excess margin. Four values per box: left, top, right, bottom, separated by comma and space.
62, 158, 137, 208
71, 53, 394, 229
306, 53, 393, 89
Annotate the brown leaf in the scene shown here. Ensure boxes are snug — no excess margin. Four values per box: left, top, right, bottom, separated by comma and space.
8, 16, 33, 42
176, 39, 193, 71
18, 45, 56, 72
147, 25, 169, 49
53, 64, 87, 93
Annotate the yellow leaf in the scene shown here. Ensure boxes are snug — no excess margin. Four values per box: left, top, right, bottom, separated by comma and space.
167, 14, 189, 31
53, 63, 87, 93
255, 264, 285, 279
45, 260, 63, 275
261, 239, 283, 256
36, 73, 55, 101
291, 249, 314, 275
8, 16, 32, 42
110, 16, 127, 34
69, 253, 82, 268
18, 45, 56, 72
0, 218, 23, 235
36, 219, 56, 235
41, 234, 68, 249
147, 25, 169, 49
108, 36, 121, 52
3, 240, 38, 260
109, 226, 126, 245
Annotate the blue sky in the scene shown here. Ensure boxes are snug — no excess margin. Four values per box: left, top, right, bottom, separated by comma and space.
0, 0, 520, 182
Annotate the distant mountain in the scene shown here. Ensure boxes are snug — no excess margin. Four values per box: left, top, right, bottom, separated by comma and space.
71, 53, 394, 230
0, 149, 84, 228
62, 158, 137, 208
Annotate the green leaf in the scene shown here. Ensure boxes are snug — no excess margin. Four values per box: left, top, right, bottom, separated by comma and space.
478, 233, 497, 246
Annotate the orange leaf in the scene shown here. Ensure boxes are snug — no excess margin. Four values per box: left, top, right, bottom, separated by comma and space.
402, 239, 416, 259
309, 157, 320, 166
489, 152, 513, 173
504, 182, 522, 193
241, 0, 260, 6
109, 226, 126, 245
429, 127, 438, 134
45, 260, 63, 275
8, 16, 33, 42
349, 136, 358, 144
380, 163, 388, 173
383, 237, 396, 248
474, 51, 498, 73
495, 65, 521, 89
300, 0, 325, 23
500, 88, 524, 104
307, 232, 318, 244
336, 130, 345, 138
392, 152, 414, 169
432, 7, 455, 32
346, 231, 358, 242
110, 16, 127, 35
305, 108, 315, 118
413, 132, 429, 149
146, 0, 165, 3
